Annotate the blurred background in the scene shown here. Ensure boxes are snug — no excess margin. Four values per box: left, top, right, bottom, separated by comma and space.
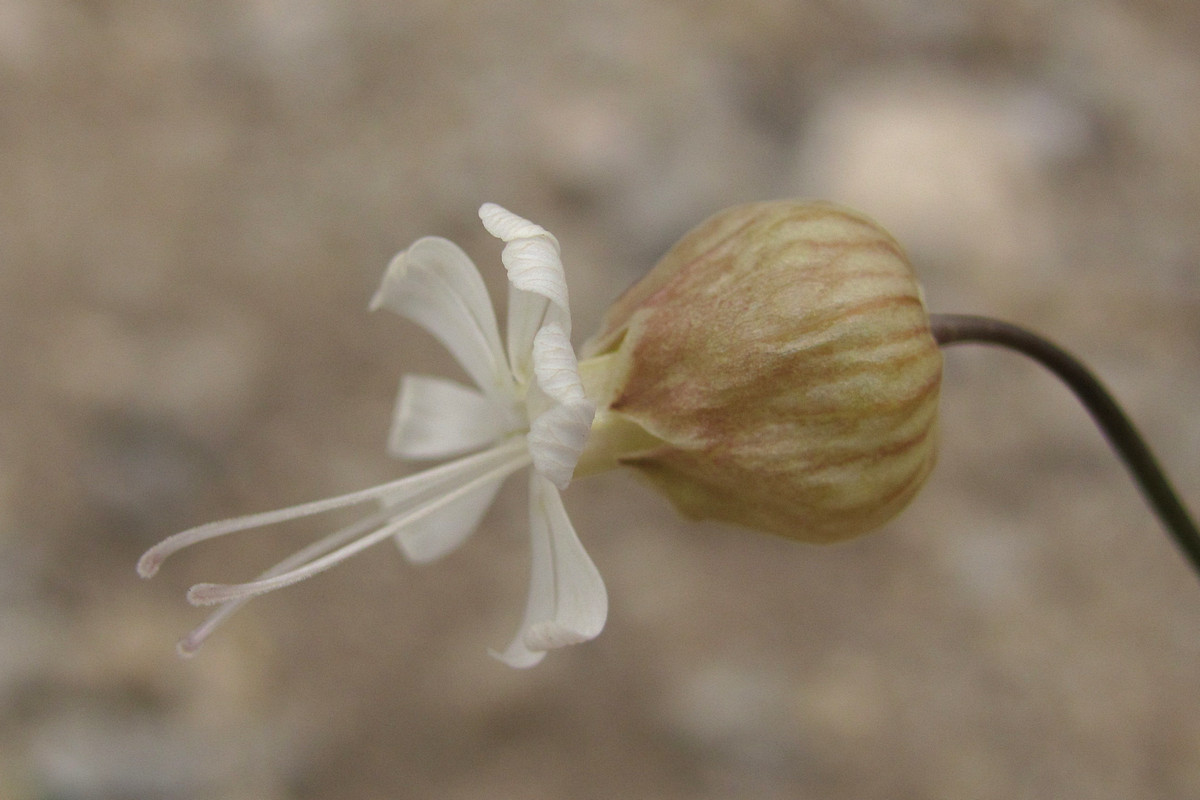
3, 1, 1200, 798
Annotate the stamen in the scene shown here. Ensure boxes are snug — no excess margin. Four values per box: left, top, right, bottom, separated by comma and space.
175, 504, 398, 657
185, 448, 532, 606
138, 437, 528, 578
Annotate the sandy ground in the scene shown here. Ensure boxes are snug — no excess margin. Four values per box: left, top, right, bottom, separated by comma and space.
3, 1, 1200, 798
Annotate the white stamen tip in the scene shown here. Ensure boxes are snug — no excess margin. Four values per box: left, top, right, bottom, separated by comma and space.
187, 583, 232, 606
176, 635, 203, 659
137, 551, 163, 578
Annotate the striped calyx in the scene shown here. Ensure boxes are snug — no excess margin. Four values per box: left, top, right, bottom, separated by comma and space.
575, 201, 941, 542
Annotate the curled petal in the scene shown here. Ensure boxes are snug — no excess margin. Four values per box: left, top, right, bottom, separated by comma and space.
371, 237, 512, 398
389, 375, 518, 460
527, 323, 595, 488
499, 236, 569, 312
492, 475, 607, 668
528, 402, 594, 490
479, 203, 571, 380
478, 202, 554, 244
506, 289, 551, 385
532, 322, 588, 406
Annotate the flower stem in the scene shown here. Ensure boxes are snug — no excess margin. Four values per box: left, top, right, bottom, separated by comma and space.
929, 313, 1200, 579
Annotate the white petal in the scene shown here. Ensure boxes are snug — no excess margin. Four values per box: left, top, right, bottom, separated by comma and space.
478, 204, 572, 381
391, 473, 506, 563
528, 402, 595, 490
526, 323, 596, 489
531, 322, 588, 406
492, 475, 607, 668
371, 236, 513, 398
506, 287, 551, 385
499, 235, 569, 311
478, 202, 554, 243
389, 375, 517, 460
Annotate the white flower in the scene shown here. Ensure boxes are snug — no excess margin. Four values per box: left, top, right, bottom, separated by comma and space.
138, 203, 606, 668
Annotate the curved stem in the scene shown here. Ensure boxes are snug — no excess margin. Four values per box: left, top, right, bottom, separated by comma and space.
930, 313, 1200, 580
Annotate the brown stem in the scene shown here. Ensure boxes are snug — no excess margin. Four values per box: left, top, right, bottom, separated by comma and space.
930, 313, 1200, 580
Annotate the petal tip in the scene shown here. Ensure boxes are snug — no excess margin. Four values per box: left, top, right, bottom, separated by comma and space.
478, 203, 550, 244
524, 620, 599, 651
369, 249, 410, 312
488, 646, 546, 669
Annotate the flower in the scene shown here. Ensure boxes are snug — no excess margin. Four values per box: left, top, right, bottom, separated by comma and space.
574, 201, 942, 542
138, 203, 607, 668
142, 199, 943, 666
